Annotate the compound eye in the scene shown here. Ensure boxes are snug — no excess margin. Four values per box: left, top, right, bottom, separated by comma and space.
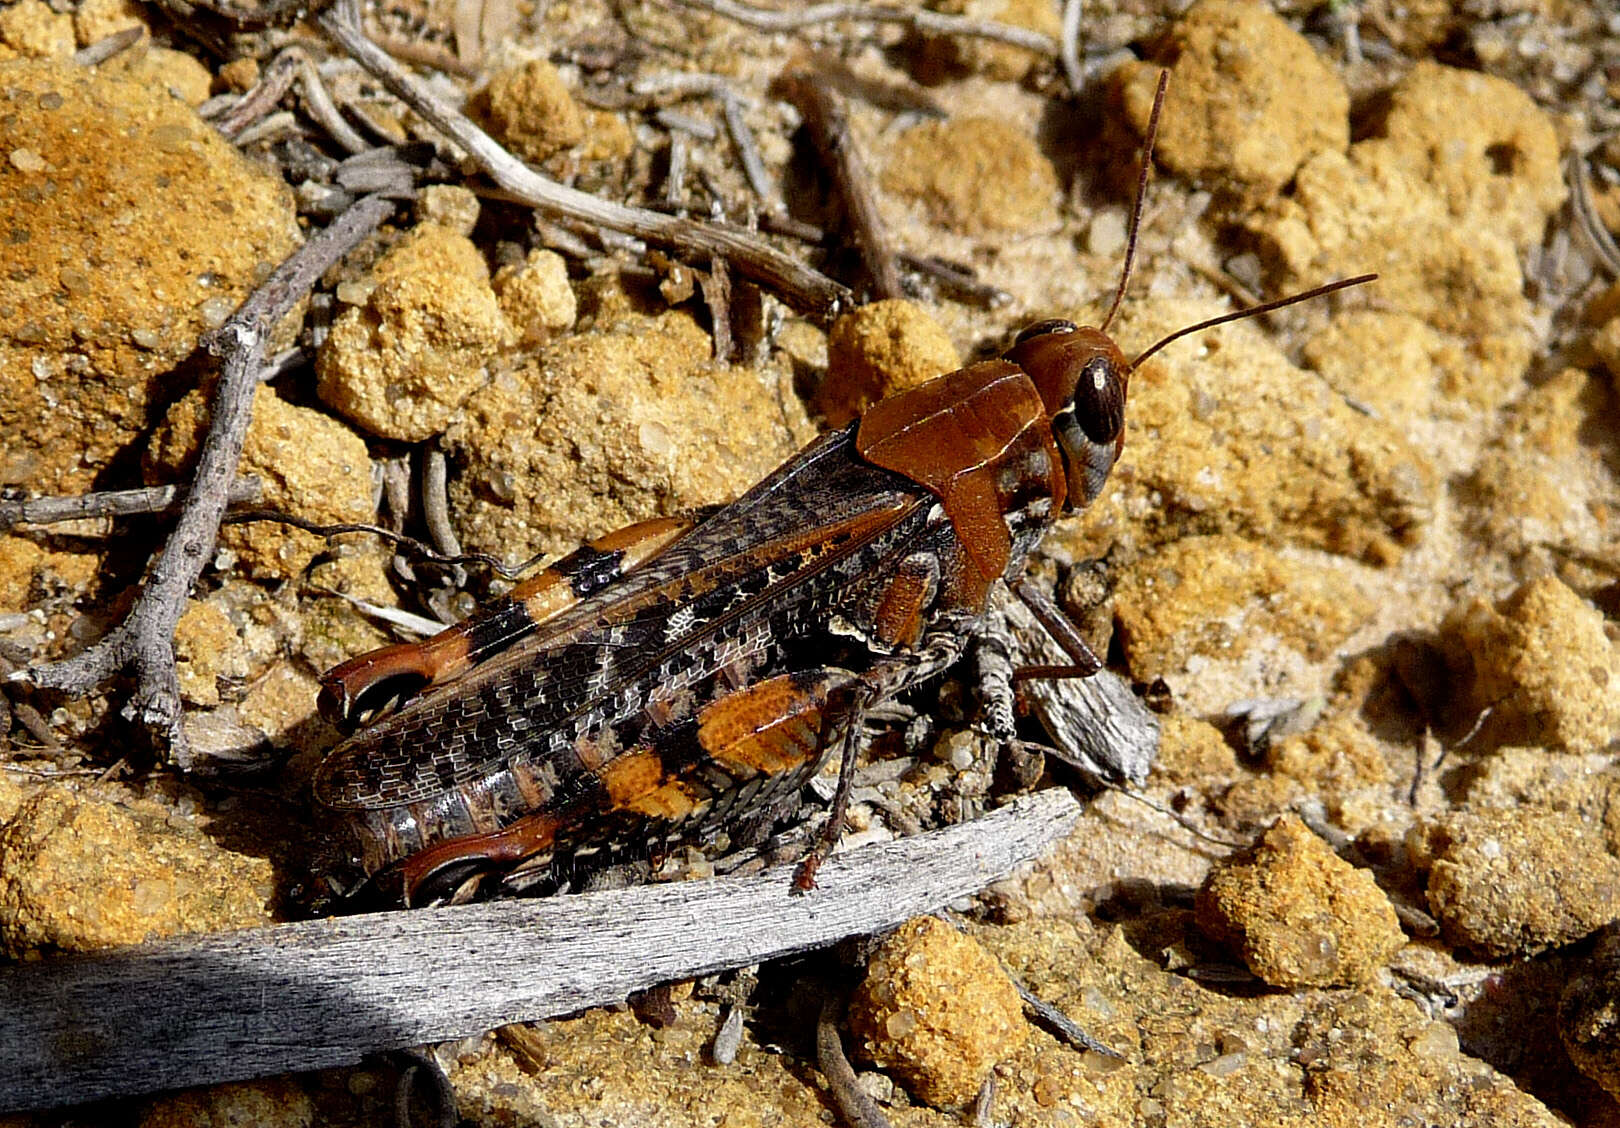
1013, 318, 1078, 347
1072, 355, 1125, 444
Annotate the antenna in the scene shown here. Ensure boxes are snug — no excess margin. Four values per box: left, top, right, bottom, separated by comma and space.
1127, 273, 1379, 372
1100, 69, 1168, 334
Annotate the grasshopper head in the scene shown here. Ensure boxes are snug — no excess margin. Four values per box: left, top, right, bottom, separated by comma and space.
1003, 320, 1130, 511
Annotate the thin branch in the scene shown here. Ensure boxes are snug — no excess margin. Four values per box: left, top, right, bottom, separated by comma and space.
230, 110, 299, 149
222, 509, 540, 580
293, 50, 372, 155
420, 448, 466, 589
0, 478, 261, 533
213, 49, 301, 139
899, 253, 1011, 308
756, 211, 1013, 307
419, 450, 462, 561
720, 88, 779, 209
16, 195, 396, 767
817, 994, 893, 1128
73, 25, 143, 66
216, 47, 371, 155
655, 107, 718, 141
365, 28, 481, 78
664, 126, 691, 207
317, 0, 851, 318
776, 70, 902, 300
632, 72, 752, 100
700, 255, 735, 362
258, 345, 311, 383
1013, 978, 1117, 1057
0, 762, 105, 778
1059, 0, 1084, 93
633, 75, 773, 212
674, 0, 1059, 56
971, 1075, 996, 1127
8, 700, 62, 754
378, 455, 413, 533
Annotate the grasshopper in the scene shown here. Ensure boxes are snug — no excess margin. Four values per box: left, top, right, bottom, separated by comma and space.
312, 78, 1372, 907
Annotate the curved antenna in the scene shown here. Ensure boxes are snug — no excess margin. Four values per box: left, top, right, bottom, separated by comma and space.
1099, 69, 1168, 334
1128, 273, 1379, 372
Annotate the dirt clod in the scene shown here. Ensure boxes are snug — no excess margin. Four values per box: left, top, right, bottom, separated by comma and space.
0, 787, 274, 957
1197, 813, 1405, 987
818, 299, 961, 426
848, 916, 1028, 1108
1416, 808, 1620, 958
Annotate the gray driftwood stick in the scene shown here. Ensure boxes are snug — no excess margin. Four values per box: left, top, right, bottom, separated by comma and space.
989, 586, 1160, 787
0, 788, 1079, 1113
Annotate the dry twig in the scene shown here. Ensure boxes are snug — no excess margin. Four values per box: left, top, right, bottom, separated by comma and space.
900, 253, 1012, 308
215, 46, 370, 155
674, 0, 1059, 56
776, 70, 902, 300
212, 49, 300, 137
15, 195, 396, 766
972, 1075, 997, 1127
1059, 0, 1085, 92
655, 107, 717, 140
816, 994, 892, 1128
317, 0, 851, 317
664, 126, 692, 207
631, 77, 771, 214
758, 212, 1013, 307
720, 88, 779, 209
366, 28, 481, 78
420, 450, 462, 562
1013, 977, 1118, 1057
0, 478, 262, 533
73, 26, 143, 66
230, 110, 300, 148
700, 254, 735, 362
8, 700, 62, 754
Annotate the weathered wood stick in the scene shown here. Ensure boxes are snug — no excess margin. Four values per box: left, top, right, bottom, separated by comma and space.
0, 788, 1080, 1113
988, 585, 1160, 787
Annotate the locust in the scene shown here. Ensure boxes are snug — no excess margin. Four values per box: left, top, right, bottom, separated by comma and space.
312, 77, 1373, 908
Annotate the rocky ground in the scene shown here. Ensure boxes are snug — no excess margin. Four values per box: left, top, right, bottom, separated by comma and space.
1, 0, 1619, 1124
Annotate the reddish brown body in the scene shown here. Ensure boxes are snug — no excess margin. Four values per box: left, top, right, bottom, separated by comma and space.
314, 317, 1136, 907
856, 326, 1131, 609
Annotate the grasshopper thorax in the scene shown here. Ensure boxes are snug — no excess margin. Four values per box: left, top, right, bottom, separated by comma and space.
1003, 320, 1130, 511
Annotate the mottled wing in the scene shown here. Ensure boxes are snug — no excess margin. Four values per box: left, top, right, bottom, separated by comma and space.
313, 426, 926, 811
